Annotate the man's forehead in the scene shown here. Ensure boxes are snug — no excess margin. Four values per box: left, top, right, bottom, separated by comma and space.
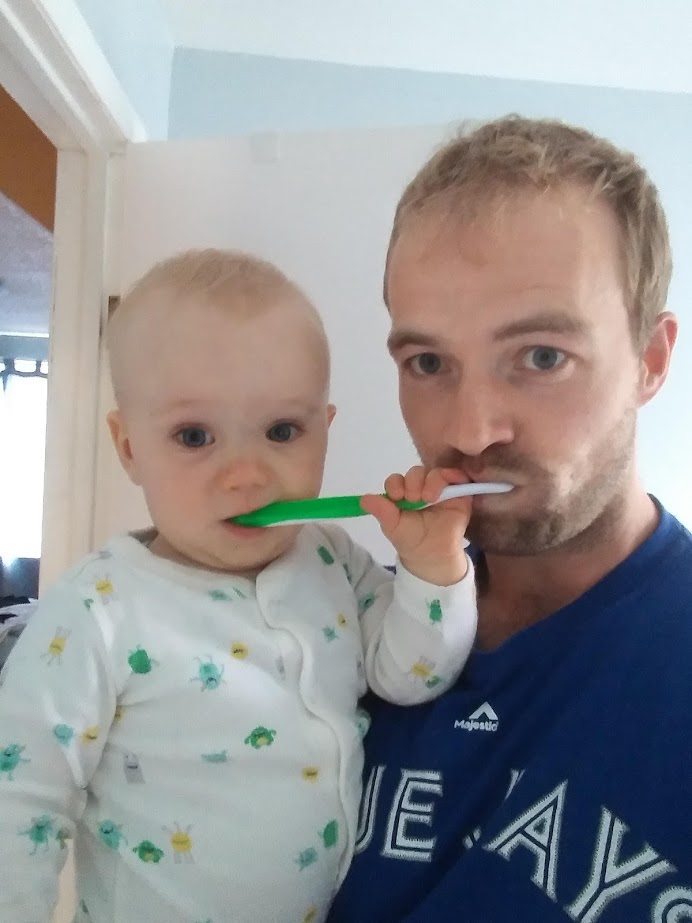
387, 192, 624, 323
393, 194, 600, 268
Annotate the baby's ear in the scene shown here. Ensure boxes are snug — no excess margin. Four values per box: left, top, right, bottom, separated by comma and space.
327, 404, 337, 427
106, 410, 141, 485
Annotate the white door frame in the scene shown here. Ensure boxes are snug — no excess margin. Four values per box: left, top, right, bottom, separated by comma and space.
0, 0, 147, 588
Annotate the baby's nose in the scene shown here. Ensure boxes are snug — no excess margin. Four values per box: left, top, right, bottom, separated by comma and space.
216, 456, 270, 492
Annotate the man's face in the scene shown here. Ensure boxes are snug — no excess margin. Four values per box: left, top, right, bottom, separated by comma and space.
386, 187, 648, 555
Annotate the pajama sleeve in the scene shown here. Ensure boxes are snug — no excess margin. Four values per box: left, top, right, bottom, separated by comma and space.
319, 525, 477, 706
0, 579, 117, 922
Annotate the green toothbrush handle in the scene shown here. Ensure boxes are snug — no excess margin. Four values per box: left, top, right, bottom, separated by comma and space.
232, 494, 424, 528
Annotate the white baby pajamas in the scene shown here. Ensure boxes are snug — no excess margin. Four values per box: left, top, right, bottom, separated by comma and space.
0, 523, 476, 923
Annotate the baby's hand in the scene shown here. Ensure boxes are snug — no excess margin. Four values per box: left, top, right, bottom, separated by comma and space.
360, 466, 471, 586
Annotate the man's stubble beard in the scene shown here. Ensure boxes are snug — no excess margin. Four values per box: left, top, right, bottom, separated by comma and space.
430, 406, 638, 557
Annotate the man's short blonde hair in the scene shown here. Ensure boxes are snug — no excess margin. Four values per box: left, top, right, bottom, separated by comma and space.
385, 115, 672, 347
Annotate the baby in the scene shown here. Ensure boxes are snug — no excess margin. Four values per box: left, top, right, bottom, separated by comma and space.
0, 250, 477, 923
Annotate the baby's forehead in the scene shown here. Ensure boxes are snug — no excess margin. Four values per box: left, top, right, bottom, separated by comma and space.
108, 283, 329, 401
114, 279, 319, 331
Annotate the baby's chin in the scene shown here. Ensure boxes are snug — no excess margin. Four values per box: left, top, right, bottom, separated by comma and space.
153, 524, 303, 575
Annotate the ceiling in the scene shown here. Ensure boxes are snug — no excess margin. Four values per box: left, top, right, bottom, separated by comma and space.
160, 0, 692, 95
0, 192, 52, 337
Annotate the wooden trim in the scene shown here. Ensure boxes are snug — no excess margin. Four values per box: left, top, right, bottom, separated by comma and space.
0, 85, 57, 230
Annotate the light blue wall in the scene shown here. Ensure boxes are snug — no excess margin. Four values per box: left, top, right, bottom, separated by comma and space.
76, 0, 173, 139
168, 50, 692, 523
169, 49, 692, 141
167, 51, 691, 336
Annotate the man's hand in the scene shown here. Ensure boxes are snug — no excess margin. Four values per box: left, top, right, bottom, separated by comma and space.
360, 465, 471, 586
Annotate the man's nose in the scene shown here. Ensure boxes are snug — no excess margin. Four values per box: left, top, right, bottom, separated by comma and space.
442, 379, 514, 458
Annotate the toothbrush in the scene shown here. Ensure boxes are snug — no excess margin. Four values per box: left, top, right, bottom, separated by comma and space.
231, 482, 513, 528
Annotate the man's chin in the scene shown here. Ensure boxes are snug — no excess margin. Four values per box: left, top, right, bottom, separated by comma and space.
466, 510, 566, 556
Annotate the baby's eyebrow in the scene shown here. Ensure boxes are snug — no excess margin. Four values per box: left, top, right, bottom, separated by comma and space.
272, 400, 323, 416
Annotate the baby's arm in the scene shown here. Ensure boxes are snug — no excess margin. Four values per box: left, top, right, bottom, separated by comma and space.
0, 578, 117, 921
363, 554, 477, 705
326, 525, 477, 705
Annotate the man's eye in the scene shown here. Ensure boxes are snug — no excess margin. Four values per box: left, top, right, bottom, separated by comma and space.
267, 422, 299, 443
409, 352, 442, 375
175, 427, 214, 448
522, 346, 566, 371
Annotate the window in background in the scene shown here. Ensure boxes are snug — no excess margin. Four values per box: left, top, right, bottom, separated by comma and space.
0, 357, 48, 559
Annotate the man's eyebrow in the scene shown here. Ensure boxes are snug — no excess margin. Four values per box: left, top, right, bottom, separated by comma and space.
387, 329, 442, 355
387, 312, 589, 355
493, 312, 590, 341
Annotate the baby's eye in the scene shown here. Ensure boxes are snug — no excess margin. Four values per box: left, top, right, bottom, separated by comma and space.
266, 422, 300, 443
522, 346, 566, 372
175, 427, 214, 448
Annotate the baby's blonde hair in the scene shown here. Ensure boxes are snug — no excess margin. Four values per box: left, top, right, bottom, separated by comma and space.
107, 248, 330, 400
114, 248, 309, 315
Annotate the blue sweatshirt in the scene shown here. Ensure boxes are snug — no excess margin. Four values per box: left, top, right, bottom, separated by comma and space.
329, 502, 692, 922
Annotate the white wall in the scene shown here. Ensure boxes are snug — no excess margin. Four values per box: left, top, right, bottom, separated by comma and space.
93, 121, 692, 566
94, 125, 450, 561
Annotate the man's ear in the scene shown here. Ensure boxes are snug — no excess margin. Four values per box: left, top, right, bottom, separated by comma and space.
106, 409, 141, 485
327, 403, 337, 427
638, 312, 678, 408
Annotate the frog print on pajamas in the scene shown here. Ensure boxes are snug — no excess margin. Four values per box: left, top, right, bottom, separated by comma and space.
320, 820, 339, 849
317, 545, 335, 565
0, 743, 29, 780
53, 724, 74, 747
191, 655, 226, 690
427, 598, 443, 624
295, 847, 319, 870
243, 726, 276, 749
98, 820, 127, 851
128, 646, 158, 675
358, 592, 376, 614
201, 750, 229, 763
209, 585, 246, 602
53, 723, 74, 746
132, 840, 164, 863
19, 815, 55, 855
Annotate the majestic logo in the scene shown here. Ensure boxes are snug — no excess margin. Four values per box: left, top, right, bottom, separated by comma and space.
455, 702, 499, 732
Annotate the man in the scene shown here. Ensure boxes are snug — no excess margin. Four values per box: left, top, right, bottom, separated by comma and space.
329, 116, 692, 922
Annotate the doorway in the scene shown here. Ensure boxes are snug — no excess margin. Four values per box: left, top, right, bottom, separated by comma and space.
0, 84, 56, 601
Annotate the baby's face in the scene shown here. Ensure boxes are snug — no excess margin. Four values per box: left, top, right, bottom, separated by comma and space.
108, 292, 333, 574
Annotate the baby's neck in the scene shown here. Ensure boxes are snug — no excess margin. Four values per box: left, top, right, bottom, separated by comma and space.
145, 531, 262, 580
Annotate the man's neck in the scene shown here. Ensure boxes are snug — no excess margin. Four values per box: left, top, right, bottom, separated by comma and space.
475, 486, 659, 651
